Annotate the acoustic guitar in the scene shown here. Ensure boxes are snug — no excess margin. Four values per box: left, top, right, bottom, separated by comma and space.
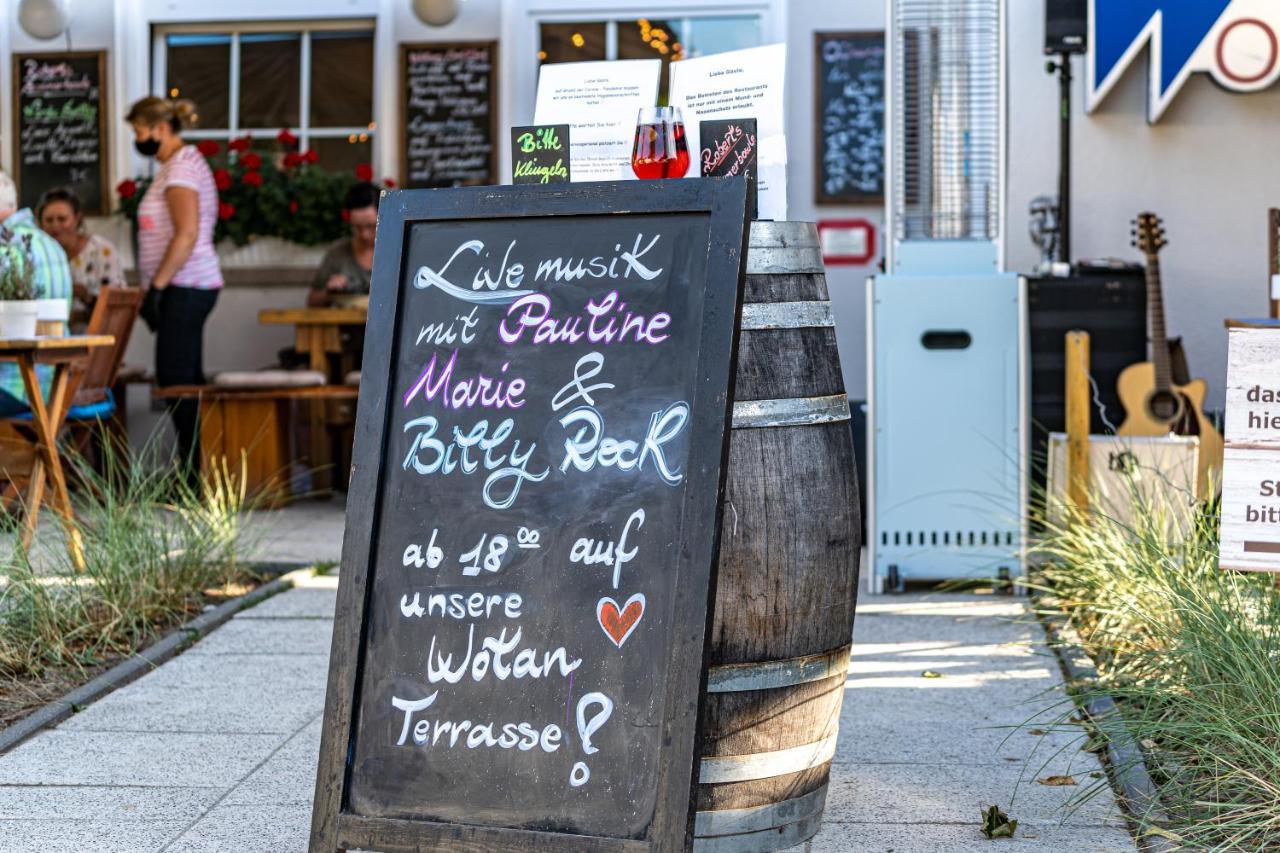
1116, 212, 1223, 496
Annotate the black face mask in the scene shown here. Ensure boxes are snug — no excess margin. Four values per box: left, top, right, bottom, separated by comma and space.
134, 138, 161, 157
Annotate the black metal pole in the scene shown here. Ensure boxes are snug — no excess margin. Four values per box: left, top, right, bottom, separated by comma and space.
1058, 51, 1072, 265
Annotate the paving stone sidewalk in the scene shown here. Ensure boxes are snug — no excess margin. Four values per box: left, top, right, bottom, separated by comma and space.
0, 509, 1136, 851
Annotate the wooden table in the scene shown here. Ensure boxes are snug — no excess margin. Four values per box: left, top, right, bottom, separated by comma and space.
259, 308, 367, 490
0, 335, 115, 570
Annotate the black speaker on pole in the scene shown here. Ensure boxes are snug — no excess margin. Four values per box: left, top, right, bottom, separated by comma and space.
1027, 264, 1148, 492
1045, 0, 1087, 55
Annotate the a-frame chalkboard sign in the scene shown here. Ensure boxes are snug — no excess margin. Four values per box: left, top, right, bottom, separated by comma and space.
310, 178, 750, 852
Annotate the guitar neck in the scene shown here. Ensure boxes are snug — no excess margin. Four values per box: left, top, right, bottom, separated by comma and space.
1145, 252, 1174, 391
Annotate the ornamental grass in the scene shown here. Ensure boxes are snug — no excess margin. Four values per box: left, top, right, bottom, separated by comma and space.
0, 438, 254, 680
1030, 478, 1280, 850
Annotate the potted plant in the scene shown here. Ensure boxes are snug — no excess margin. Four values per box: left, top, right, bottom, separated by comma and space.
0, 229, 40, 338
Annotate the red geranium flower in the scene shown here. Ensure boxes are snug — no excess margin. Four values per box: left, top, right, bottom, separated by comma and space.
382, 177, 396, 188
239, 152, 262, 171
218, 202, 236, 220
303, 149, 319, 164
213, 168, 232, 191
196, 139, 220, 157
288, 201, 299, 214
354, 163, 374, 182
228, 135, 253, 153
341, 208, 351, 222
116, 179, 138, 199
276, 128, 299, 148
241, 170, 263, 187
283, 151, 303, 168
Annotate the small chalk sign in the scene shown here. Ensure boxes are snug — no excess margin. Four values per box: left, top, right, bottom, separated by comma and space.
510, 124, 571, 185
699, 118, 757, 220
310, 179, 750, 852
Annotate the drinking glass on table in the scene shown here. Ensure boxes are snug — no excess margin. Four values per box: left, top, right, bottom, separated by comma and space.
631, 106, 691, 180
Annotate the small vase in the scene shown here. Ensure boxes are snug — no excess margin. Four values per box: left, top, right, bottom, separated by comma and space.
0, 301, 39, 339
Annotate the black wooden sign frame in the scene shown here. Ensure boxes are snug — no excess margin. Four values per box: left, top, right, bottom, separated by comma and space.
399, 41, 499, 188
310, 178, 750, 853
11, 50, 110, 216
813, 31, 885, 206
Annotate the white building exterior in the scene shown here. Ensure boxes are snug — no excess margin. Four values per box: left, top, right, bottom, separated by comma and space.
1, 0, 1276, 433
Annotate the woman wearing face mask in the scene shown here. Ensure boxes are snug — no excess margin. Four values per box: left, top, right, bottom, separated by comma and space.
37, 187, 126, 326
125, 96, 223, 481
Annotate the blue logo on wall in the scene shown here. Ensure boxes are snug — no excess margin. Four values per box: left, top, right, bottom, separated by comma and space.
1088, 1, 1280, 122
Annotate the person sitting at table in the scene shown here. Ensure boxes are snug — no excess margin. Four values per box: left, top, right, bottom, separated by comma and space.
308, 181, 379, 308
0, 171, 73, 417
37, 187, 127, 328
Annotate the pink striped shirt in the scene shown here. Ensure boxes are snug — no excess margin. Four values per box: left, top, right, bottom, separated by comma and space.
136, 145, 223, 289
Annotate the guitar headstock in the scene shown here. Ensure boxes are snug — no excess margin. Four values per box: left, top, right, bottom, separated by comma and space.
1131, 212, 1167, 258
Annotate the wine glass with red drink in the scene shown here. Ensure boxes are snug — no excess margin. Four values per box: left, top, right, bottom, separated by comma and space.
631, 106, 690, 180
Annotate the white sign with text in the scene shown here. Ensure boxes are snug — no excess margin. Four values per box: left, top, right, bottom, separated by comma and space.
1220, 327, 1280, 571
533, 59, 661, 182
669, 43, 788, 221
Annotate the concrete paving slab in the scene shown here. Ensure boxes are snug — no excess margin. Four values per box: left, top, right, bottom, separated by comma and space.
0, 785, 222, 821
135, 652, 330, 691
836, 710, 1090, 766
0, 820, 187, 853
234, 588, 337, 619
807, 821, 1137, 852
58, 684, 327, 734
182, 617, 333, 656
164, 803, 312, 853
825, 760, 1125, 827
0, 730, 287, 787
222, 716, 323, 806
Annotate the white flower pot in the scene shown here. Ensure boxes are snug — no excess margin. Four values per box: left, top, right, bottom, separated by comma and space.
0, 301, 38, 339
34, 298, 69, 321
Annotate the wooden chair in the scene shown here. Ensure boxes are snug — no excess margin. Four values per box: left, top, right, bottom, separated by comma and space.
0, 287, 142, 504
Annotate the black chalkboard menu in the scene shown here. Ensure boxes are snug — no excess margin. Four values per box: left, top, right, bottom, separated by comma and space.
814, 32, 885, 205
310, 179, 750, 853
401, 42, 498, 189
11, 52, 109, 215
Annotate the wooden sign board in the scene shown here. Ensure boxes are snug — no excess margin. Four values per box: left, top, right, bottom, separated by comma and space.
310, 179, 750, 852
510, 124, 570, 185
699, 118, 757, 220
1220, 327, 1280, 571
11, 51, 109, 215
814, 32, 885, 205
401, 42, 498, 188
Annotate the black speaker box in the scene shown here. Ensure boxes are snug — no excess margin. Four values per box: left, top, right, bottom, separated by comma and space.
1045, 0, 1087, 54
1027, 265, 1147, 483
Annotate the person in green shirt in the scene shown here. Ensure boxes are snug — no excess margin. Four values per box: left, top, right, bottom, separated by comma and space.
0, 171, 72, 416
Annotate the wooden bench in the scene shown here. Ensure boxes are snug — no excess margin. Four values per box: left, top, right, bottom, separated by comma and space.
153, 384, 359, 505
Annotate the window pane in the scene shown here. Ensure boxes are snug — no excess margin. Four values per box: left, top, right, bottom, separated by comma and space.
311, 31, 374, 128
239, 32, 301, 128
538, 22, 607, 64
618, 18, 681, 98
311, 136, 373, 176
166, 34, 231, 129
682, 16, 761, 59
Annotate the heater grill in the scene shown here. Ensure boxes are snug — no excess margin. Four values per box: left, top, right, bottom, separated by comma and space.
891, 0, 1002, 243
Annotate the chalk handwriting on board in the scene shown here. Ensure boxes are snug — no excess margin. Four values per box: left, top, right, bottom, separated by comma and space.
317, 182, 748, 851
14, 53, 107, 214
402, 43, 496, 188
815, 32, 885, 204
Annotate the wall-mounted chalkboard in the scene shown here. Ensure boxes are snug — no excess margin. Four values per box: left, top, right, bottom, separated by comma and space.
11, 51, 109, 215
401, 42, 498, 189
814, 32, 885, 205
310, 178, 750, 853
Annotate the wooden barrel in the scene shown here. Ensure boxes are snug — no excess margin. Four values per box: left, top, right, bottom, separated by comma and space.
694, 221, 860, 852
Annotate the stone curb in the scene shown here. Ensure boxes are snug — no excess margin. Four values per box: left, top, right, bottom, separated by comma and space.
0, 568, 303, 757
1033, 605, 1179, 853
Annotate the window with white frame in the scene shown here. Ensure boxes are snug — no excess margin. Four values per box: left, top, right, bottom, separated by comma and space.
156, 22, 375, 172
539, 16, 762, 99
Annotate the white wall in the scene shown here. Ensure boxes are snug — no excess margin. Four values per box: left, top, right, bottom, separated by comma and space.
1006, 3, 1279, 411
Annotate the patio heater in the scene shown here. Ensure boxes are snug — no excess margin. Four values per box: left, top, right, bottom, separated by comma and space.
867, 0, 1026, 593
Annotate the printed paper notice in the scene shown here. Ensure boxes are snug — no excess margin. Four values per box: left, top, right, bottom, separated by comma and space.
669, 44, 787, 221
1220, 327, 1280, 572
534, 60, 662, 182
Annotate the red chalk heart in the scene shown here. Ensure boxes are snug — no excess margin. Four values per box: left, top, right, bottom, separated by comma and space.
597, 594, 645, 648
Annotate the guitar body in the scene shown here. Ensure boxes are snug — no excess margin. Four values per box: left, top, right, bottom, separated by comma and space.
1116, 361, 1223, 495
